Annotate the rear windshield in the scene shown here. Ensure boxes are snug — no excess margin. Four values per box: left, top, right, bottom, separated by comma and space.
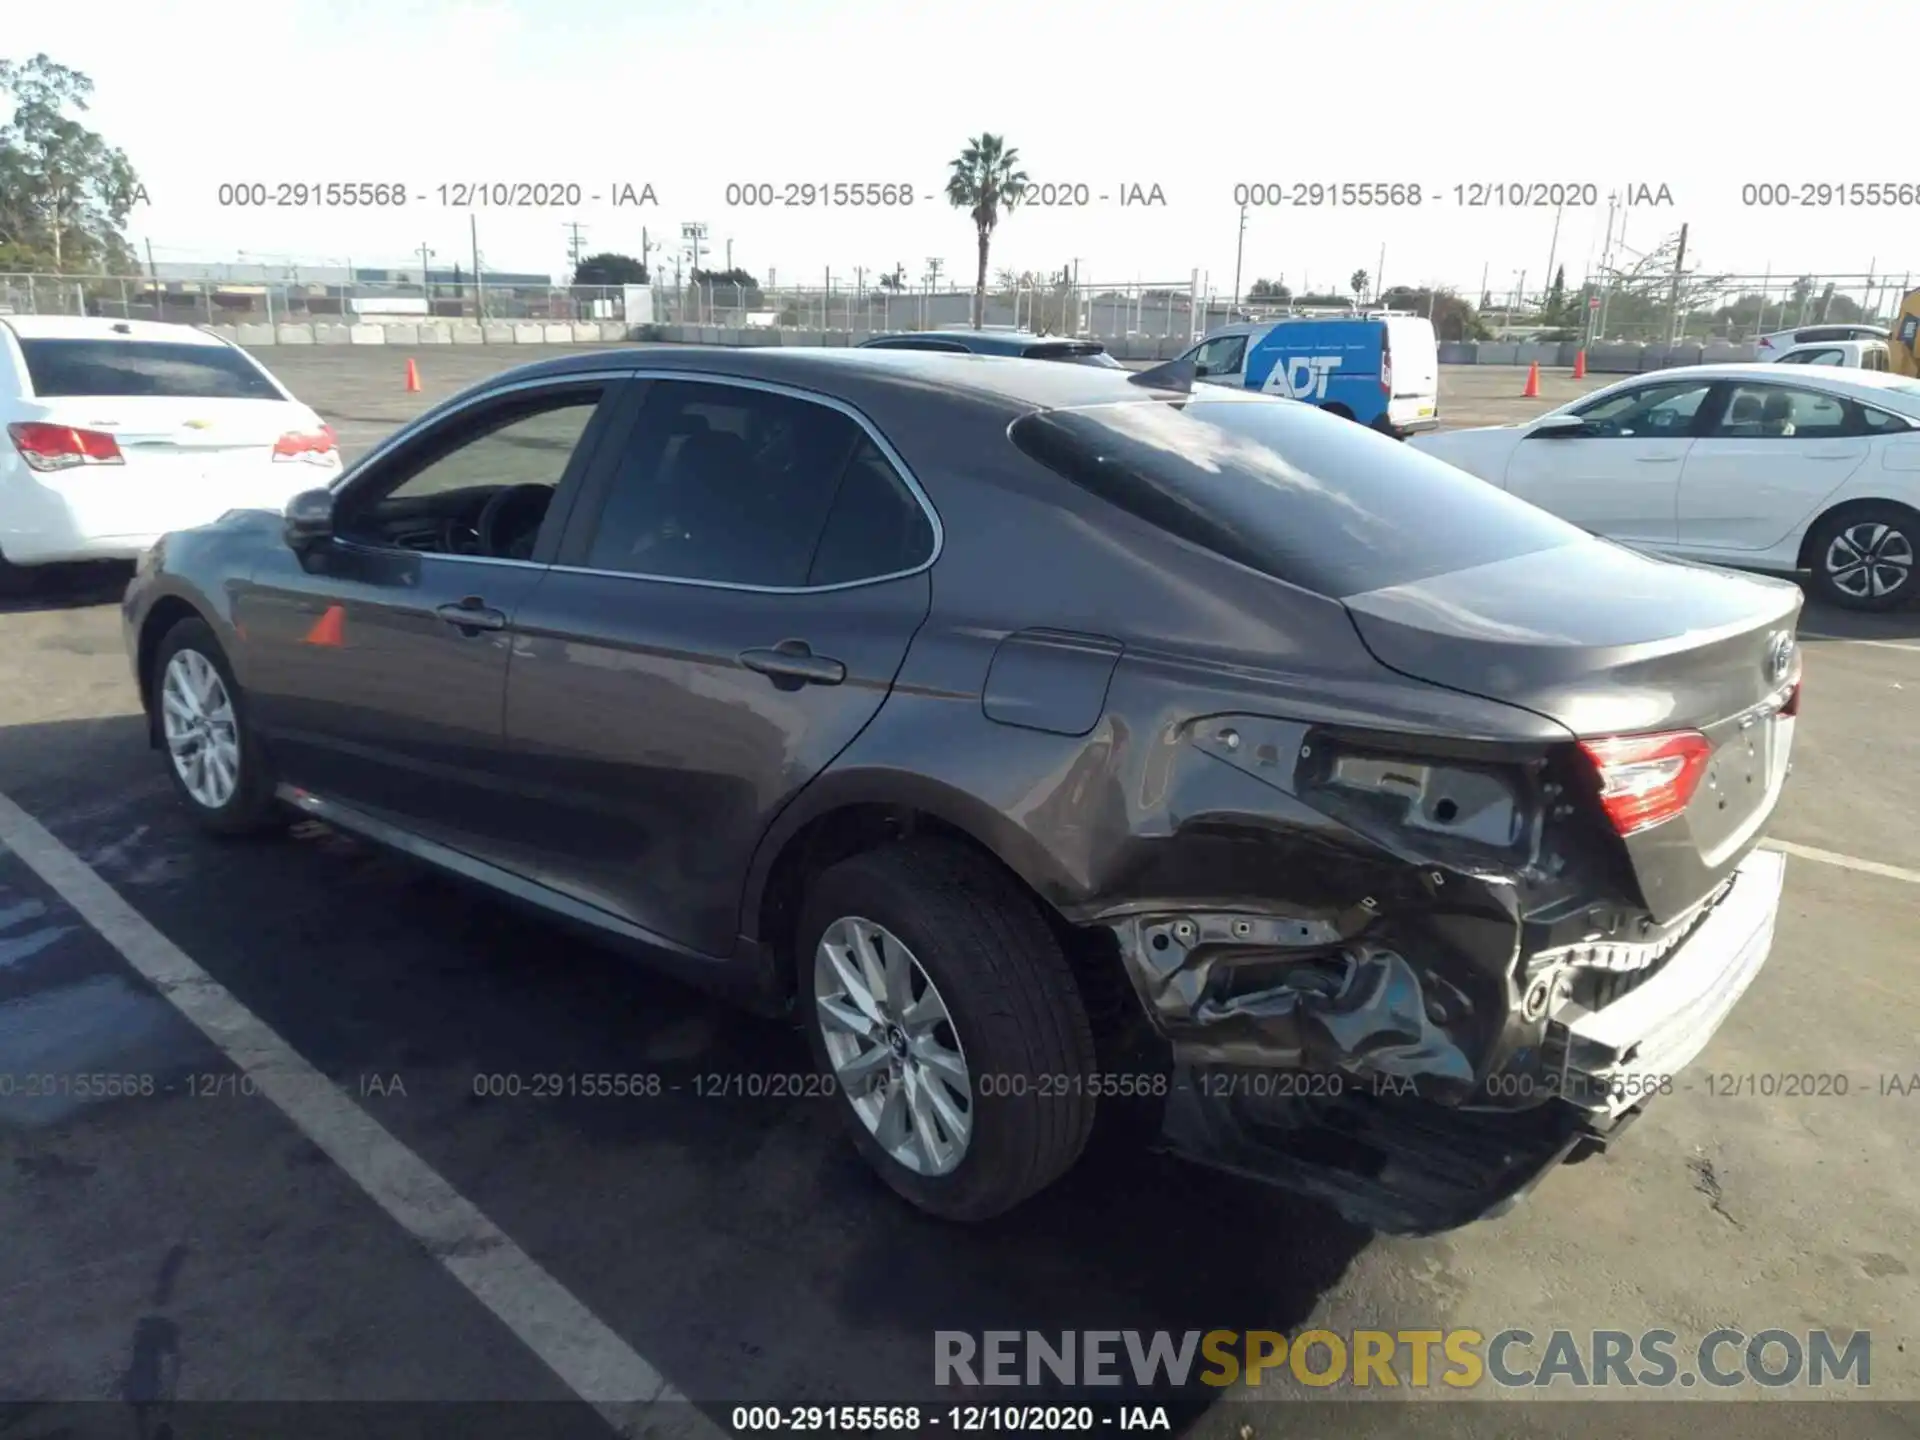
1009, 396, 1586, 598
1023, 342, 1122, 369
18, 339, 281, 400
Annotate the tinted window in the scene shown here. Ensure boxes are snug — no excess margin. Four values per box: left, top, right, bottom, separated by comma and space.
1009, 397, 1585, 599
1569, 378, 1712, 436
1709, 384, 1850, 439
1861, 404, 1910, 433
865, 338, 970, 353
806, 442, 936, 585
19, 338, 280, 399
1778, 348, 1844, 365
585, 380, 922, 587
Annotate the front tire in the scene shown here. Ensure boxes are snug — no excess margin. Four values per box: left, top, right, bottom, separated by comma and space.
151, 618, 282, 835
799, 839, 1098, 1221
1808, 504, 1918, 611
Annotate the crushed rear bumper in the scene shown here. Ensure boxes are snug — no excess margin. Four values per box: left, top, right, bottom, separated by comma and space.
1132, 847, 1787, 1232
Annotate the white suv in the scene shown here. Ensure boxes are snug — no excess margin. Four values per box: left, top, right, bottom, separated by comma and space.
1, 317, 339, 592
1754, 323, 1888, 361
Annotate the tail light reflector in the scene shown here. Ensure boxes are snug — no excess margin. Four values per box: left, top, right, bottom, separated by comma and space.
1781, 677, 1802, 718
274, 424, 339, 463
1579, 730, 1712, 836
8, 421, 124, 471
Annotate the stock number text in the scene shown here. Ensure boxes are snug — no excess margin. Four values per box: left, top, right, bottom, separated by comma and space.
724, 181, 916, 208
1741, 182, 1920, 208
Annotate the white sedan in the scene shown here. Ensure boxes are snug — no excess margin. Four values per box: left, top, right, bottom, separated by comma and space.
1411, 364, 1920, 611
1, 316, 340, 593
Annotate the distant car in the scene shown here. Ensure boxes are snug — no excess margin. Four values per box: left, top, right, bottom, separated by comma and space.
857, 330, 1122, 367
1754, 323, 1887, 360
0, 317, 339, 592
1411, 363, 1920, 610
1772, 338, 1892, 371
125, 346, 1799, 1233
1177, 312, 1441, 437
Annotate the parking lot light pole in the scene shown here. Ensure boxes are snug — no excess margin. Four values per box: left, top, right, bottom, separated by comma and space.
1231, 204, 1246, 317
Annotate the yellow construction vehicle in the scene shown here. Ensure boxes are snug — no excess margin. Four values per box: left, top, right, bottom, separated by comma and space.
1894, 285, 1920, 377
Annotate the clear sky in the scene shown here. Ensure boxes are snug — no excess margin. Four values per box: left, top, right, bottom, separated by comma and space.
10, 0, 1917, 295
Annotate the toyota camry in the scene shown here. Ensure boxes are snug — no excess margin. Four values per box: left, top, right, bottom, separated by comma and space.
122, 346, 1802, 1233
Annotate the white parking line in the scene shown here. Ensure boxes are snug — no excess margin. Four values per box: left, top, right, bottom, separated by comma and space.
1800, 631, 1920, 654
1765, 838, 1920, 887
0, 791, 719, 1439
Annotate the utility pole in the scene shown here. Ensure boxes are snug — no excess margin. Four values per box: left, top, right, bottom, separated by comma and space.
1665, 222, 1690, 345
1544, 199, 1565, 317
1231, 204, 1247, 316
470, 215, 484, 322
564, 222, 587, 275
1376, 243, 1386, 304
145, 238, 160, 318
418, 242, 435, 311
726, 238, 733, 271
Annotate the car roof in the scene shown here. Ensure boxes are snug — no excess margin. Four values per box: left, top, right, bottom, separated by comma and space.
494, 344, 1192, 412
862, 329, 1098, 355
0, 316, 232, 346
1620, 362, 1915, 389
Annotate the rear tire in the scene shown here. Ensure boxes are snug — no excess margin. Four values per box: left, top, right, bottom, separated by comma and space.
799, 839, 1098, 1221
0, 550, 36, 598
1807, 503, 1918, 611
151, 618, 283, 835
1370, 415, 1404, 441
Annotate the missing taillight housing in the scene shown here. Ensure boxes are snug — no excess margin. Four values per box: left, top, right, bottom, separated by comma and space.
274, 424, 339, 464
1579, 730, 1712, 837
8, 420, 125, 471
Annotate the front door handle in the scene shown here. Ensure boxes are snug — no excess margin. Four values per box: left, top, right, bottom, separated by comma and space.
435, 598, 507, 633
1634, 456, 1683, 464
739, 640, 846, 690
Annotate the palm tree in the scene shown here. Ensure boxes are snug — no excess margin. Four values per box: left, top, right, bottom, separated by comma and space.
1350, 269, 1370, 302
946, 134, 1028, 329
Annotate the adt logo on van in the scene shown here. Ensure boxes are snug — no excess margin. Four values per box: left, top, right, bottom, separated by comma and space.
1265, 356, 1343, 400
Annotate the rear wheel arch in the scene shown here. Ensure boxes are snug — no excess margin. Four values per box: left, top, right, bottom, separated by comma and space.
1321, 402, 1356, 422
1796, 495, 1920, 571
746, 785, 1084, 1001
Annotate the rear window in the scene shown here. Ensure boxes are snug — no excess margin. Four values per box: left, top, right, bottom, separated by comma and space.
1009, 397, 1586, 598
1023, 342, 1122, 369
18, 339, 281, 399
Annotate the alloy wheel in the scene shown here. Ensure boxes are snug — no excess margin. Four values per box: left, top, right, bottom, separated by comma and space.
161, 649, 241, 810
1825, 521, 1914, 602
813, 915, 974, 1176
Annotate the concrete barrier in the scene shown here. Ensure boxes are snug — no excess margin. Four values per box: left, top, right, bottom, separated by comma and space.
512, 323, 543, 344
446, 323, 482, 344
275, 324, 315, 345
416, 325, 450, 344
1478, 343, 1520, 366
211, 325, 244, 345
314, 324, 352, 345
595, 322, 626, 342
381, 324, 419, 346
348, 324, 386, 345
541, 323, 571, 344
567, 323, 596, 343
1437, 341, 1478, 364
478, 323, 511, 344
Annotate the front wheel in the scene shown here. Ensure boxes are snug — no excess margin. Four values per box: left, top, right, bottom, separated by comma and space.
1808, 504, 1918, 611
152, 618, 283, 834
799, 840, 1098, 1221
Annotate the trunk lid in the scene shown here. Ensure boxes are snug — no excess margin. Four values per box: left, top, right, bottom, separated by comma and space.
1343, 537, 1802, 920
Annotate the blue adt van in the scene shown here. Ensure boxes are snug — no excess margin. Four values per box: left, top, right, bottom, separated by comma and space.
1180, 311, 1440, 437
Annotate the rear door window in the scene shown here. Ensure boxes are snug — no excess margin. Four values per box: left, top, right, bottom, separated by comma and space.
18, 339, 281, 399
1022, 342, 1122, 368
1009, 396, 1585, 599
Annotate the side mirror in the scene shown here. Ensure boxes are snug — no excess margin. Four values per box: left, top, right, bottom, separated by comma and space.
284, 488, 336, 552
1528, 412, 1590, 439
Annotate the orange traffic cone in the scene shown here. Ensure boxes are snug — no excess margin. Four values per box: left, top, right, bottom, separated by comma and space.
405, 357, 421, 393
1572, 349, 1588, 379
1522, 360, 1541, 398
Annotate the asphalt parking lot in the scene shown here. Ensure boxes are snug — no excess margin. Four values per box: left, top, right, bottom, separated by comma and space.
2, 349, 1917, 1438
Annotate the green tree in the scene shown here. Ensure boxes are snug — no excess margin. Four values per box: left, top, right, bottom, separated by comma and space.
1544, 264, 1568, 324
1381, 285, 1486, 342
572, 251, 648, 286
0, 54, 143, 272
1349, 269, 1370, 301
945, 133, 1028, 329
1247, 278, 1291, 302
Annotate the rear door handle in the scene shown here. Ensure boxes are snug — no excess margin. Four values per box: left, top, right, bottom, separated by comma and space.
1804, 451, 1856, 460
739, 640, 846, 689
1634, 456, 1683, 464
435, 598, 507, 633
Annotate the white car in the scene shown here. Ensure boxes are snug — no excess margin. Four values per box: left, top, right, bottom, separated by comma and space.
1754, 323, 1886, 360
1772, 338, 1892, 371
1410, 363, 1920, 611
1, 316, 339, 592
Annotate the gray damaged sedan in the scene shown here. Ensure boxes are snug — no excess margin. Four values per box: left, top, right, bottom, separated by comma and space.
123, 347, 1802, 1233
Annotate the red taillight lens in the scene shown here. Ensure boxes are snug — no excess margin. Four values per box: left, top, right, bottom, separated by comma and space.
273, 424, 338, 463
1579, 730, 1713, 837
7, 421, 125, 471
1781, 678, 1802, 718
1381, 338, 1393, 394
